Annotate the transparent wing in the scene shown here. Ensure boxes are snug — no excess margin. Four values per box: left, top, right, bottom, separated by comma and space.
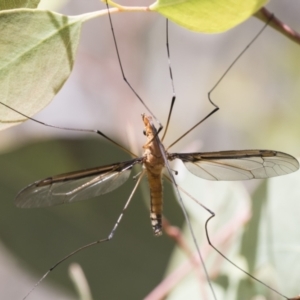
169, 150, 299, 181
15, 158, 142, 208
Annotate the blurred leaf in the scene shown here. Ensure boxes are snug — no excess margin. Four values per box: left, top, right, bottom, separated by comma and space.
0, 9, 84, 130
150, 0, 268, 33
239, 170, 300, 299
257, 171, 300, 297
0, 0, 40, 10
240, 181, 267, 274
239, 181, 268, 298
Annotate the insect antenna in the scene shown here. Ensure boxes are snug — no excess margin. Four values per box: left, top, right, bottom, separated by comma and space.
166, 15, 274, 151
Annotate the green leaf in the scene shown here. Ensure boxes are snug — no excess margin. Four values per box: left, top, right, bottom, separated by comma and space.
0, 9, 84, 130
0, 0, 40, 10
150, 0, 268, 33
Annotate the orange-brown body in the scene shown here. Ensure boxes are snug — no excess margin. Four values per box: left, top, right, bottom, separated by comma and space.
142, 114, 165, 236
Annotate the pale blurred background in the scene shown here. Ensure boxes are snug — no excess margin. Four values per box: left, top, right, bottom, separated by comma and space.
0, 0, 300, 299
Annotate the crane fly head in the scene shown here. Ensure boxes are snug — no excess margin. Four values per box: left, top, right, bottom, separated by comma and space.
142, 114, 156, 140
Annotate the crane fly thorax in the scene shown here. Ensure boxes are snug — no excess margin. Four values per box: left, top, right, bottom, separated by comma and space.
142, 114, 165, 174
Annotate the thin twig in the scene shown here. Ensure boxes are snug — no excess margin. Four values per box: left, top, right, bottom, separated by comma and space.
255, 7, 300, 45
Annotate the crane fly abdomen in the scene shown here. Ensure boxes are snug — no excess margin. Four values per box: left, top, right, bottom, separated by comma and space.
147, 172, 163, 236
142, 114, 165, 236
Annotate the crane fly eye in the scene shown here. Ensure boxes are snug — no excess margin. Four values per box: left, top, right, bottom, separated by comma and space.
143, 129, 146, 136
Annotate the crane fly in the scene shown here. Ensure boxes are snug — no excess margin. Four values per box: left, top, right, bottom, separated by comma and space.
6, 106, 300, 300
2, 3, 299, 300
14, 114, 299, 238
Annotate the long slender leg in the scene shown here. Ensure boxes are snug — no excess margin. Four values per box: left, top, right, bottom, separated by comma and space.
160, 148, 217, 300
173, 179, 291, 300
166, 17, 273, 151
22, 170, 146, 300
204, 215, 290, 300
0, 101, 137, 158
104, 1, 163, 133
161, 19, 176, 142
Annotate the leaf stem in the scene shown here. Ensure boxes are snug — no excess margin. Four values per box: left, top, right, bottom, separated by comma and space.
255, 7, 300, 45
